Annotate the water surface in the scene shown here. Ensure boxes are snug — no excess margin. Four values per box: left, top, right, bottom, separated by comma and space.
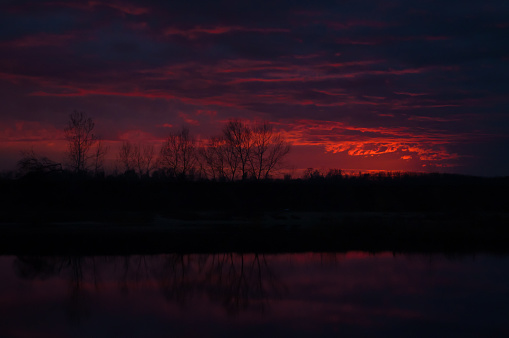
1, 252, 508, 337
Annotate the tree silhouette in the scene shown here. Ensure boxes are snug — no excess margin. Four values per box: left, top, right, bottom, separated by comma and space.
117, 140, 135, 173
117, 141, 155, 177
134, 143, 155, 178
16, 149, 62, 176
92, 140, 108, 176
223, 119, 253, 180
64, 111, 97, 173
250, 122, 291, 180
159, 127, 198, 179
199, 136, 237, 181
199, 120, 291, 180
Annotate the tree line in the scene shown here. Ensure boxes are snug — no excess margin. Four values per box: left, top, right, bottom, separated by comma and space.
17, 111, 291, 180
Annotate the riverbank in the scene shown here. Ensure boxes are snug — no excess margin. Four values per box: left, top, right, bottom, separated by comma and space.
1, 211, 508, 255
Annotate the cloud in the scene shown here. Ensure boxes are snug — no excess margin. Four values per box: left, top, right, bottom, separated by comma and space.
39, 1, 150, 15
91, 1, 150, 15
117, 129, 157, 142
408, 116, 460, 122
163, 26, 290, 39
280, 119, 462, 164
1, 33, 74, 48
0, 0, 508, 174
178, 112, 200, 126
0, 120, 64, 143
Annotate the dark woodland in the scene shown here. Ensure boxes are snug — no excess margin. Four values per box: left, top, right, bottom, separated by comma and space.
1, 113, 508, 255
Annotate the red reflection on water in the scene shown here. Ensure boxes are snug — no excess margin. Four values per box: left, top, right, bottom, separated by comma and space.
0, 253, 508, 337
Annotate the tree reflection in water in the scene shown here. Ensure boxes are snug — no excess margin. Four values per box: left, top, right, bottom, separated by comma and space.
7, 253, 509, 337
14, 256, 95, 324
12, 254, 287, 319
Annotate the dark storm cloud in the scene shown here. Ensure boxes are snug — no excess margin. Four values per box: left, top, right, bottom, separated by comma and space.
0, 0, 508, 174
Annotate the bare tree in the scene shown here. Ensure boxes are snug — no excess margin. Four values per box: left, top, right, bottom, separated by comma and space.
199, 137, 223, 180
134, 143, 155, 178
249, 122, 291, 180
64, 111, 96, 173
198, 136, 237, 181
92, 140, 108, 176
198, 120, 291, 181
117, 141, 155, 177
159, 127, 197, 179
222, 120, 253, 180
117, 141, 135, 173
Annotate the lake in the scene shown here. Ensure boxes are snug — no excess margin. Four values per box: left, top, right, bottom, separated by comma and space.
1, 252, 508, 337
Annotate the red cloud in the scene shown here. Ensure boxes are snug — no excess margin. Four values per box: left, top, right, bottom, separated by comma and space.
196, 110, 217, 117
178, 112, 199, 126
394, 92, 429, 97
8, 56, 463, 115
117, 129, 157, 142
408, 116, 460, 122
0, 120, 64, 143
94, 1, 150, 15
164, 26, 290, 39
40, 1, 149, 15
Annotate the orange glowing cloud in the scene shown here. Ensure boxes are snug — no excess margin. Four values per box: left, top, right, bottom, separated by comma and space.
279, 119, 461, 165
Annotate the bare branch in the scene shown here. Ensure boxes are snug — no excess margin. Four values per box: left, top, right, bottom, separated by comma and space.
250, 121, 291, 179
93, 139, 108, 176
117, 141, 135, 173
223, 119, 253, 180
199, 120, 291, 180
17, 149, 62, 176
64, 111, 96, 173
159, 127, 198, 179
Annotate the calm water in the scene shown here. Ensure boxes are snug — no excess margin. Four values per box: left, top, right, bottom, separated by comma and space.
1, 252, 508, 337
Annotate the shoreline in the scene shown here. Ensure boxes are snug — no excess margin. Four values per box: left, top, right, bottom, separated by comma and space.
1, 211, 508, 255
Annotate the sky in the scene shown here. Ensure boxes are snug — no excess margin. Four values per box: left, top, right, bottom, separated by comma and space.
0, 0, 508, 176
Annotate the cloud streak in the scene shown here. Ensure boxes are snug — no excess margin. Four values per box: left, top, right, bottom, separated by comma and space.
0, 0, 508, 175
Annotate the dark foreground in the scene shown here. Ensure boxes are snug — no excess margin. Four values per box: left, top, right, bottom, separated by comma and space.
2, 173, 508, 255
2, 212, 508, 255
2, 252, 509, 338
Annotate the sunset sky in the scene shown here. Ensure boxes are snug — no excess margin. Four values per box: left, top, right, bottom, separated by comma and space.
1, 0, 508, 176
